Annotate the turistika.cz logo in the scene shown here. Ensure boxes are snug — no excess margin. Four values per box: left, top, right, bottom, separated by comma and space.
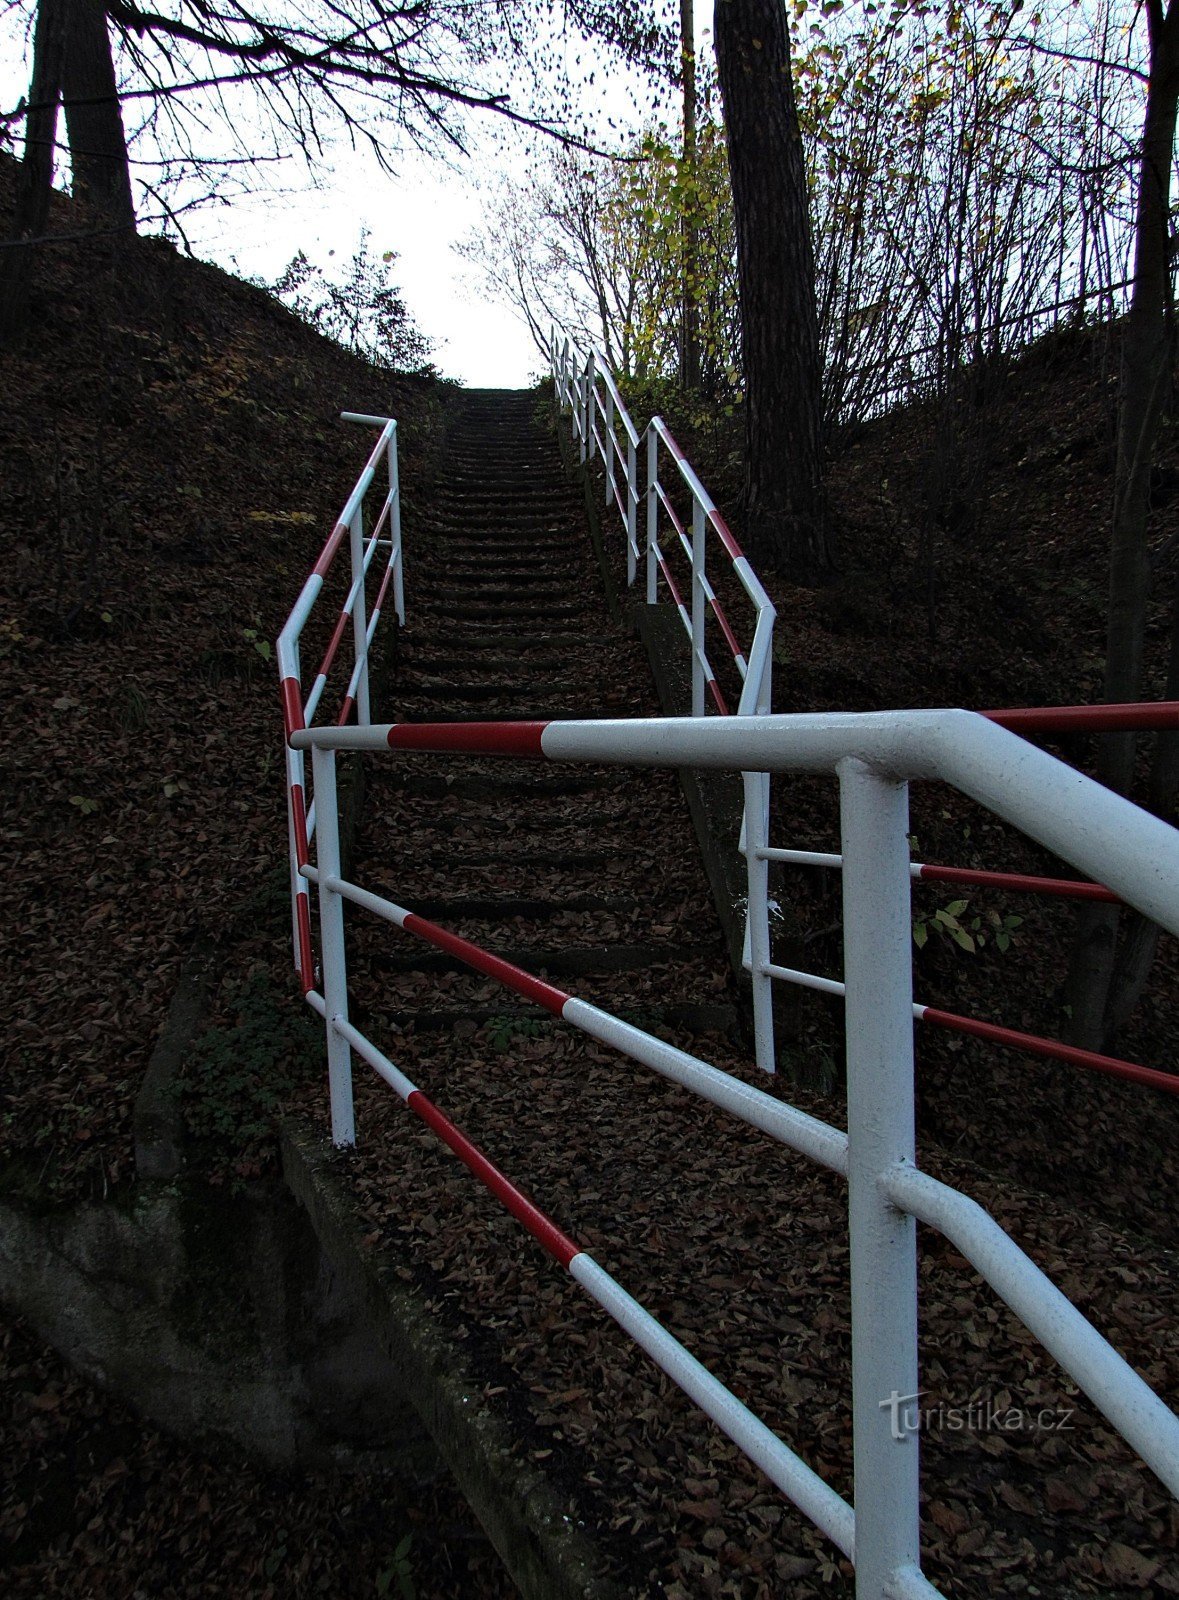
879, 1390, 1076, 1442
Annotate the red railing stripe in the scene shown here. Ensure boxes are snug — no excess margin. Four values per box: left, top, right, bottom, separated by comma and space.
706, 507, 744, 564
311, 520, 349, 580
408, 1090, 580, 1267
337, 694, 355, 728
371, 555, 396, 617
708, 678, 730, 716
316, 605, 354, 687
281, 676, 305, 740
296, 891, 314, 995
984, 701, 1179, 734
402, 910, 569, 1014
388, 721, 549, 757
917, 864, 1119, 903
290, 784, 310, 868
921, 1006, 1179, 1095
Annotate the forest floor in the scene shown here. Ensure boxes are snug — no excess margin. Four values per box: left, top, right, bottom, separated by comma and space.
3, 159, 1179, 1598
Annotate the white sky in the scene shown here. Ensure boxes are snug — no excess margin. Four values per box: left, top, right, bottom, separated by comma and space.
190, 144, 544, 389
0, 7, 703, 389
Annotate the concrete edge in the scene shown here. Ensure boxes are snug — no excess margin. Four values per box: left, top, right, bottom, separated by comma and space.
280, 1123, 623, 1600
134, 944, 213, 1181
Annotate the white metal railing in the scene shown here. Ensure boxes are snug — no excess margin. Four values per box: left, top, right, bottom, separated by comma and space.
282, 704, 1179, 1599
550, 330, 782, 1066
550, 328, 775, 722
276, 411, 402, 991
550, 334, 1179, 1094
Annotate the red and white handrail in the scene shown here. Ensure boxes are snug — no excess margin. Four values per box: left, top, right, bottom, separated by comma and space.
276, 412, 403, 992
283, 704, 1179, 1599
550, 328, 775, 724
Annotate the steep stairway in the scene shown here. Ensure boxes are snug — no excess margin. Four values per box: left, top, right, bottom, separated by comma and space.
349, 388, 736, 1041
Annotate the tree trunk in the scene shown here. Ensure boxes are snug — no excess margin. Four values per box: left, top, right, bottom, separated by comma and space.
1065, 0, 1179, 1048
61, 0, 134, 229
0, 0, 66, 346
680, 0, 701, 392
713, 0, 833, 580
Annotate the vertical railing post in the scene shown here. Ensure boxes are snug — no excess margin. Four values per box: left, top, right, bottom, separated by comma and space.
626, 433, 638, 588
311, 744, 356, 1148
838, 758, 921, 1600
388, 423, 405, 625
577, 355, 588, 463
586, 351, 597, 464
349, 502, 371, 725
605, 385, 616, 516
646, 428, 659, 604
742, 769, 775, 1073
690, 498, 706, 717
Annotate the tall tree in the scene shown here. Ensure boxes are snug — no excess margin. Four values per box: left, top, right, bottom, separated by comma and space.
680, 0, 701, 390
1066, 0, 1179, 1049
0, 0, 67, 344
714, 0, 833, 580
61, 0, 135, 227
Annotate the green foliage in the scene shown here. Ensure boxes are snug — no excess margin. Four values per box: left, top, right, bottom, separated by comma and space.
242, 623, 272, 663
271, 230, 435, 376
485, 1015, 552, 1053
912, 898, 1023, 956
376, 1534, 416, 1599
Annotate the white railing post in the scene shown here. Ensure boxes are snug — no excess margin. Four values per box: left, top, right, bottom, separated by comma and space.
388, 423, 405, 625
626, 433, 638, 588
605, 384, 616, 512
743, 769, 776, 1073
311, 744, 356, 1148
577, 354, 587, 462
838, 758, 922, 1600
349, 502, 372, 725
586, 351, 597, 464
646, 428, 659, 604
691, 498, 706, 717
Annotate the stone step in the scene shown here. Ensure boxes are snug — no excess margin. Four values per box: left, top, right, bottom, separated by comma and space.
393, 894, 638, 920
415, 600, 586, 621
397, 682, 580, 703
369, 1001, 739, 1038
403, 631, 619, 654
377, 771, 624, 800
367, 939, 720, 978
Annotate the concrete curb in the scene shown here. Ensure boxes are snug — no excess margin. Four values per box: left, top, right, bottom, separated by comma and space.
281, 1125, 622, 1600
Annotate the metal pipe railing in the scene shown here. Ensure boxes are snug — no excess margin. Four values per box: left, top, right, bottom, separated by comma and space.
549, 328, 778, 1060
275, 412, 402, 992
284, 704, 1179, 1600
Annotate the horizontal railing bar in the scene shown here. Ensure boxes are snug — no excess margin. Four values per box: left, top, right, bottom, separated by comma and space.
334, 1006, 855, 1559
755, 958, 1179, 1095
311, 868, 850, 1174
667, 520, 749, 678
883, 1161, 1179, 1497
760, 847, 1119, 903
984, 701, 1179, 734
571, 1254, 856, 1559
916, 1003, 1179, 1095
587, 357, 641, 447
